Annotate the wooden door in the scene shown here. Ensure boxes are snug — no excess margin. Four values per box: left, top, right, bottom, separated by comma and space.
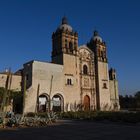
83, 95, 90, 111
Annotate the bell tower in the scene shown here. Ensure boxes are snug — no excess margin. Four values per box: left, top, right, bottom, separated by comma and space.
88, 31, 107, 62
52, 17, 78, 64
52, 17, 80, 110
109, 68, 120, 110
87, 31, 111, 110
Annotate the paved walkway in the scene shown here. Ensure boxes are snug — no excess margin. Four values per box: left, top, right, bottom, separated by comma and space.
0, 120, 140, 140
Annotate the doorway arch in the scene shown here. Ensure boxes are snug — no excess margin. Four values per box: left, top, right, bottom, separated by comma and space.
52, 94, 64, 112
83, 95, 90, 111
38, 94, 49, 112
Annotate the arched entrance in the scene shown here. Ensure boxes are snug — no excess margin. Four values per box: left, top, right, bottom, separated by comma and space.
38, 94, 49, 112
83, 95, 90, 111
52, 94, 64, 112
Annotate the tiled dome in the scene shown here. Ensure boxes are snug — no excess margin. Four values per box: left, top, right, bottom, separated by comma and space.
57, 16, 73, 32
93, 30, 102, 42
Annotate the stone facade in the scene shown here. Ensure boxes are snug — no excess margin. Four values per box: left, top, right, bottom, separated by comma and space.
0, 72, 22, 112
0, 72, 21, 91
0, 17, 120, 112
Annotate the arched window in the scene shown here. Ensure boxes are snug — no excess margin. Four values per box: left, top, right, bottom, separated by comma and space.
83, 65, 88, 75
65, 39, 68, 48
67, 79, 69, 85
69, 79, 72, 85
69, 42, 73, 53
103, 83, 107, 89
67, 79, 72, 85
74, 42, 77, 50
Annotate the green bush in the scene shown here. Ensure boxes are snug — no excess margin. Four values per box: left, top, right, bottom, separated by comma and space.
59, 111, 140, 123
26, 112, 36, 117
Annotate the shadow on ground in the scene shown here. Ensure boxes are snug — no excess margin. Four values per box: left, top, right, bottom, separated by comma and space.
0, 120, 140, 140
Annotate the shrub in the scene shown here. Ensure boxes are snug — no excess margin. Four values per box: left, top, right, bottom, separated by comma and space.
59, 111, 140, 123
26, 112, 36, 117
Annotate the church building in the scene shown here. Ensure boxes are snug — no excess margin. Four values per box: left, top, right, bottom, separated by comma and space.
0, 17, 120, 113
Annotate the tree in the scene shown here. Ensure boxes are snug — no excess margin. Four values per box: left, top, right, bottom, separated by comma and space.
0, 87, 22, 113
119, 91, 140, 110
0, 87, 6, 105
135, 91, 140, 108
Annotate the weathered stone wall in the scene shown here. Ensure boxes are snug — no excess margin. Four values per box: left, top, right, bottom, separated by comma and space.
62, 53, 81, 111
97, 61, 111, 110
109, 80, 120, 110
0, 73, 21, 91
23, 47, 119, 112
24, 61, 64, 113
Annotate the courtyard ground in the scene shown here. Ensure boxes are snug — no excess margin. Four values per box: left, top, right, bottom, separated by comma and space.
0, 120, 140, 140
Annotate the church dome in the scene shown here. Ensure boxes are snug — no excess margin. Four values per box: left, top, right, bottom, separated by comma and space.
93, 30, 102, 42
57, 17, 73, 32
